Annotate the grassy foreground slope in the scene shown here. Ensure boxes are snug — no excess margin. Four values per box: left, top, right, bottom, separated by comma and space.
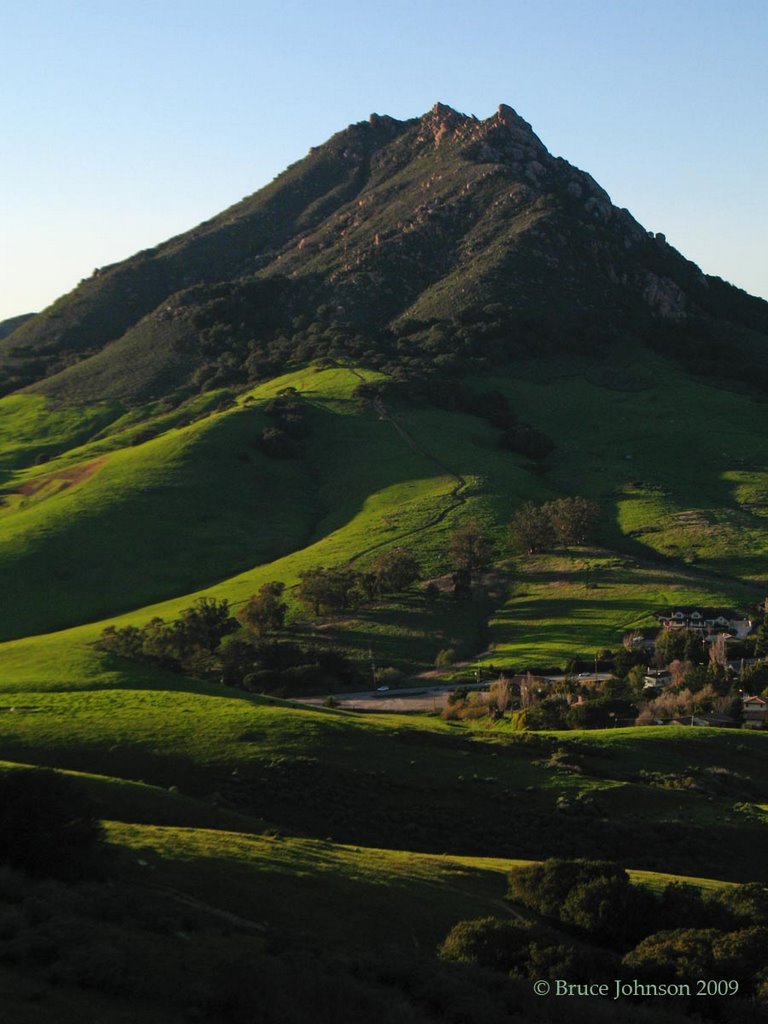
106, 821, 734, 952
0, 689, 766, 881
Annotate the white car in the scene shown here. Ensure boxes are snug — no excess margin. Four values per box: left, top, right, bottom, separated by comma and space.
376, 685, 390, 693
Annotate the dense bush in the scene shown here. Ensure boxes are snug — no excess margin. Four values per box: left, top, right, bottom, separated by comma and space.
438, 916, 533, 974
507, 859, 659, 946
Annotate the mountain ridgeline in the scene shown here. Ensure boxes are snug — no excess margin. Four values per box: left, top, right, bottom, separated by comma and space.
3, 102, 767, 403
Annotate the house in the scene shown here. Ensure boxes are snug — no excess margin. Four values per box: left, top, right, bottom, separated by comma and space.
742, 695, 767, 726
655, 607, 752, 641
643, 671, 669, 695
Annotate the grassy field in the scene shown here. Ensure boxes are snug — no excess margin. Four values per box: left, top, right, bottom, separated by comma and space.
471, 350, 768, 582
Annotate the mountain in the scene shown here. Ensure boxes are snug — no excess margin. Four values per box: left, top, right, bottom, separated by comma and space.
0, 106, 767, 1023
3, 103, 767, 403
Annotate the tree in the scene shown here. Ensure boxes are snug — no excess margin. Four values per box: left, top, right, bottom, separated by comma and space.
560, 875, 634, 943
519, 671, 539, 709
752, 619, 768, 657
218, 631, 260, 687
297, 567, 361, 616
654, 628, 703, 667
489, 676, 512, 715
370, 548, 420, 594
509, 502, 554, 555
178, 597, 238, 653
98, 624, 145, 660
545, 497, 601, 546
741, 661, 768, 693
501, 424, 555, 459
140, 617, 183, 669
709, 633, 728, 670
623, 928, 719, 983
239, 582, 287, 637
508, 859, 629, 920
448, 520, 495, 575
522, 696, 569, 730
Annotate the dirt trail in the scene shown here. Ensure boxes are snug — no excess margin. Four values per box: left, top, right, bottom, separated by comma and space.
438, 881, 528, 923
142, 877, 522, 933
141, 883, 267, 932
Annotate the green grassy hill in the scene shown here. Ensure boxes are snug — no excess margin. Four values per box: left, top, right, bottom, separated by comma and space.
1, 391, 766, 1018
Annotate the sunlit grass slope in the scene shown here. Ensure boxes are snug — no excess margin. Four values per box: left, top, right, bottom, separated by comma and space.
484, 552, 759, 667
0, 364, 544, 681
473, 350, 768, 581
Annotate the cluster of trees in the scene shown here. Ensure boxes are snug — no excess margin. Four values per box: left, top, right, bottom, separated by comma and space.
99, 594, 360, 695
98, 547, 427, 693
297, 547, 421, 615
99, 596, 239, 677
509, 497, 601, 554
181, 284, 589, 402
440, 858, 768, 1005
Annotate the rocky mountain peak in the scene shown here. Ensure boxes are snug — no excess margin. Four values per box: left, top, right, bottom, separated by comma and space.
417, 102, 470, 146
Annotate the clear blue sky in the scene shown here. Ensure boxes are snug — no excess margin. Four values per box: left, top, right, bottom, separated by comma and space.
1, 0, 766, 321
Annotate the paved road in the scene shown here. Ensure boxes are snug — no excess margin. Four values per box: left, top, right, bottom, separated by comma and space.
296, 680, 489, 712
293, 672, 616, 713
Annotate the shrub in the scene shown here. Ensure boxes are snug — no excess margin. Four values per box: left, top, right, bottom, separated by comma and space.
438, 916, 533, 974
435, 648, 457, 667
374, 666, 403, 686
508, 859, 628, 921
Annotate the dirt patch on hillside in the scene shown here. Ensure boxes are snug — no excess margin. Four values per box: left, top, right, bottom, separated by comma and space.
17, 457, 107, 496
